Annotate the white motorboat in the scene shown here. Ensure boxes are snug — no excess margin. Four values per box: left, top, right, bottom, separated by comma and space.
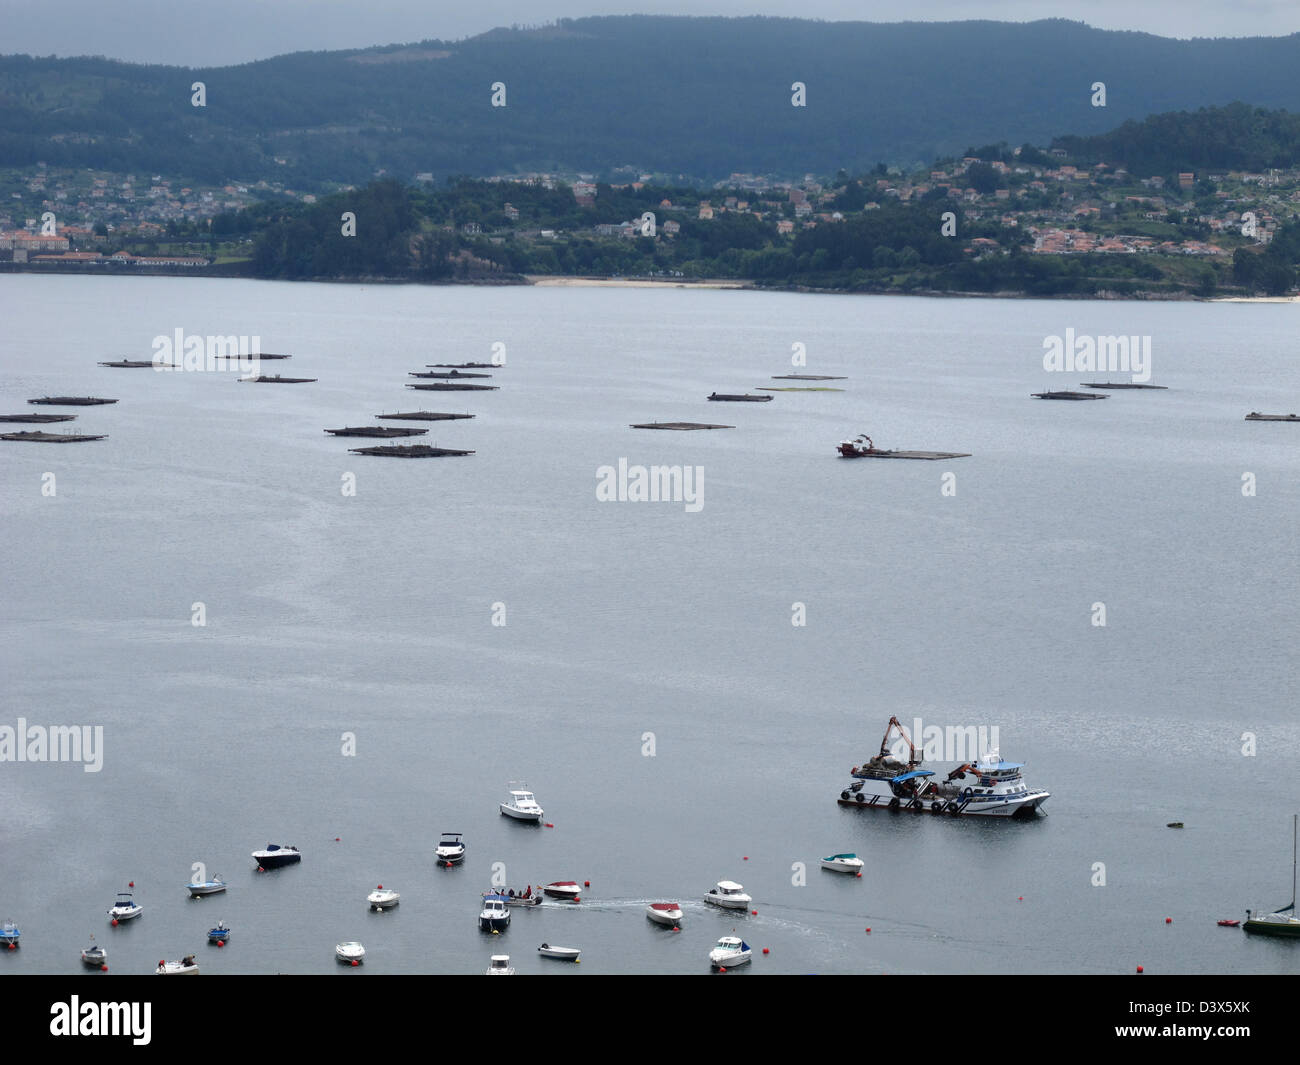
486, 954, 515, 975
188, 875, 226, 897
646, 902, 683, 926
709, 936, 752, 969
155, 954, 199, 975
538, 943, 581, 961
80, 937, 107, 967
704, 881, 751, 911
435, 832, 466, 865
336, 941, 365, 963
479, 895, 511, 932
840, 717, 1049, 817
500, 787, 544, 822
107, 893, 142, 922
543, 881, 581, 901
820, 853, 864, 874
503, 888, 542, 907
367, 885, 400, 909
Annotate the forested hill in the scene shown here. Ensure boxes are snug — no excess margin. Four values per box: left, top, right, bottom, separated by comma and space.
5, 16, 1300, 186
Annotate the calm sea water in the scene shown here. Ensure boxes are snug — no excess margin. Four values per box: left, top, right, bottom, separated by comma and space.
1, 274, 1297, 976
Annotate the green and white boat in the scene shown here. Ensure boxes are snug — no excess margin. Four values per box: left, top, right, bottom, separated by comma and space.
1244, 814, 1300, 937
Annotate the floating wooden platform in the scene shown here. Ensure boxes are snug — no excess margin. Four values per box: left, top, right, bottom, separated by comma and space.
1031, 391, 1107, 401
407, 383, 498, 391
1082, 382, 1167, 390
28, 396, 117, 406
758, 386, 844, 392
427, 363, 496, 369
375, 411, 475, 421
1, 430, 106, 442
242, 375, 316, 383
0, 414, 76, 423
631, 421, 734, 430
1245, 412, 1300, 421
841, 449, 970, 460
409, 370, 492, 379
348, 445, 474, 457
708, 393, 772, 402
98, 360, 155, 368
772, 374, 847, 380
324, 426, 429, 437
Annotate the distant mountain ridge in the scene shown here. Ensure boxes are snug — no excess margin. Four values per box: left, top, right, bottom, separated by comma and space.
3, 15, 1300, 186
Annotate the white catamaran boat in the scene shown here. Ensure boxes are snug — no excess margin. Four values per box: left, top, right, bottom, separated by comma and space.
499, 786, 544, 822
839, 716, 1049, 818
1244, 814, 1300, 937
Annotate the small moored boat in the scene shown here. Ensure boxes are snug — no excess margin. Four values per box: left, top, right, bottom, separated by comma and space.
543, 882, 581, 901
500, 787, 544, 822
709, 936, 752, 969
647, 902, 683, 926
1244, 814, 1300, 938
820, 854, 864, 874
252, 843, 301, 869
81, 936, 107, 967
479, 895, 511, 932
0, 921, 19, 946
336, 941, 365, 963
207, 922, 231, 942
107, 893, 142, 921
367, 886, 400, 909
487, 954, 514, 975
435, 832, 466, 865
188, 874, 226, 897
538, 943, 581, 961
156, 954, 199, 975
504, 888, 542, 907
704, 881, 751, 911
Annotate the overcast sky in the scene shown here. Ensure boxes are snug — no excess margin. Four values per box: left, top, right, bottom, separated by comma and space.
3, 1, 1296, 66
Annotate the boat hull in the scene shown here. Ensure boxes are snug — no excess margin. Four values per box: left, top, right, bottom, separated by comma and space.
710, 951, 752, 968
81, 950, 107, 966
188, 883, 226, 896
479, 915, 511, 931
499, 805, 542, 821
647, 905, 683, 926
108, 908, 142, 921
436, 849, 466, 864
543, 884, 580, 900
1243, 917, 1300, 937
820, 859, 865, 873
703, 896, 751, 910
252, 851, 301, 868
538, 946, 581, 960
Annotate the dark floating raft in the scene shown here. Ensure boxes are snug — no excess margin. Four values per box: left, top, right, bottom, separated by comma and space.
0, 413, 76, 423
324, 426, 429, 437
375, 411, 475, 421
838, 434, 969, 460
28, 396, 117, 406
758, 386, 844, 392
212, 352, 291, 359
348, 444, 474, 457
631, 421, 734, 430
1, 430, 106, 442
1245, 412, 1300, 421
1082, 382, 1167, 390
98, 360, 155, 368
1031, 391, 1107, 401
407, 383, 498, 391
409, 370, 493, 379
708, 392, 773, 402
772, 374, 847, 380
242, 375, 316, 383
427, 363, 496, 369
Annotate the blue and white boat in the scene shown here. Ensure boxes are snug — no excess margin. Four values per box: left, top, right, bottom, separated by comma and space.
188, 874, 226, 897
479, 894, 511, 932
819, 854, 864, 874
207, 922, 231, 942
0, 921, 19, 946
107, 893, 142, 921
709, 936, 752, 968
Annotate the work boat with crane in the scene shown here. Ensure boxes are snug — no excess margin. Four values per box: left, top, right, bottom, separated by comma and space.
838, 717, 1049, 818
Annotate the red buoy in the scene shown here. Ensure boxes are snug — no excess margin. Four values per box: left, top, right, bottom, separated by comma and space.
719, 966, 726, 972
865, 927, 871, 933
762, 948, 769, 954
856, 872, 862, 878
257, 866, 265, 872
545, 823, 554, 828
1136, 965, 1144, 973
672, 926, 680, 932
351, 959, 359, 967
101, 964, 108, 971
1165, 917, 1172, 924
334, 837, 340, 841
743, 856, 749, 861
6, 943, 14, 950
128, 882, 134, 888
573, 897, 581, 903
110, 919, 118, 926
217, 941, 225, 947
751, 909, 757, 915
377, 884, 383, 890
445, 862, 452, 868
584, 881, 590, 887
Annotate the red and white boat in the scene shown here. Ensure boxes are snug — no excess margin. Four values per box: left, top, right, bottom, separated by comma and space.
543, 882, 581, 901
646, 902, 683, 927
